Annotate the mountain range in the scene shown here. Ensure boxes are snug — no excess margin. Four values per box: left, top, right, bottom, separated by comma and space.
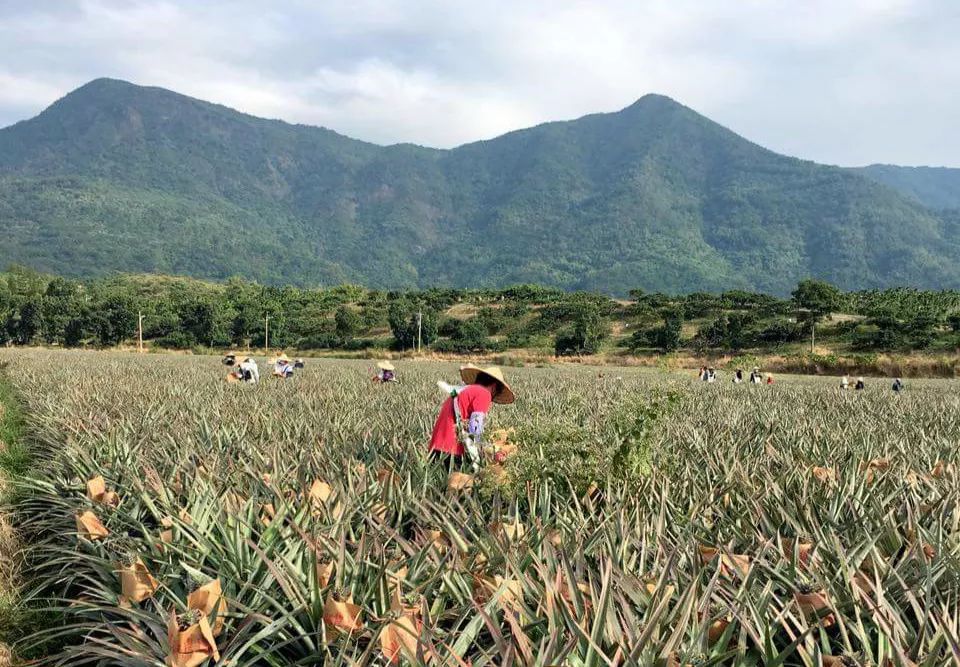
0, 78, 958, 295
854, 165, 960, 211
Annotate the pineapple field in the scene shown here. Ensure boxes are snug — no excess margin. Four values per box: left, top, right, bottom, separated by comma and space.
2, 349, 960, 666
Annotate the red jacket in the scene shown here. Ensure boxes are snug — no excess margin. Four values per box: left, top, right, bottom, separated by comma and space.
428, 384, 493, 456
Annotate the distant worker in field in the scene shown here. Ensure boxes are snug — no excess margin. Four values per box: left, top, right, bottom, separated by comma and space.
273, 355, 294, 378
750, 368, 762, 384
766, 373, 774, 385
855, 377, 866, 391
373, 361, 397, 383
294, 358, 305, 369
840, 375, 850, 390
733, 369, 743, 384
239, 357, 260, 384
698, 366, 707, 381
430, 365, 515, 472
892, 377, 904, 393
706, 367, 717, 383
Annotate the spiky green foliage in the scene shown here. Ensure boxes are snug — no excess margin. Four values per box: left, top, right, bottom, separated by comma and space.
177, 608, 202, 631
2, 349, 959, 666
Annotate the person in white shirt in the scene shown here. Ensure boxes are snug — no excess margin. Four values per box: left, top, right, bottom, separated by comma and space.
273, 355, 294, 378
239, 357, 260, 384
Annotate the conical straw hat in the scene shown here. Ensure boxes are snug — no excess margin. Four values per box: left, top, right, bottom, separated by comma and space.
459, 364, 515, 405
377, 361, 395, 371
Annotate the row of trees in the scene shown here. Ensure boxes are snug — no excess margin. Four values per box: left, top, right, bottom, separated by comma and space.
0, 268, 510, 352
626, 280, 960, 354
2, 268, 959, 355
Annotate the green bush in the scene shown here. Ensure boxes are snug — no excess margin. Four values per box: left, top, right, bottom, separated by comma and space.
154, 331, 195, 349
504, 331, 531, 348
508, 390, 680, 494
553, 300, 609, 356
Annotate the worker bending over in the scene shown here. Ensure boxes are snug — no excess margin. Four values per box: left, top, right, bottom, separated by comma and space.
373, 361, 397, 383
273, 355, 294, 378
429, 365, 515, 472
239, 357, 260, 384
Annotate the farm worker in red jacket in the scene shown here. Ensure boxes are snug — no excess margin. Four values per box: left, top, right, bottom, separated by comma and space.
429, 364, 515, 471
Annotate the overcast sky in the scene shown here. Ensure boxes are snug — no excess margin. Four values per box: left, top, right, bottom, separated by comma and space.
0, 0, 957, 166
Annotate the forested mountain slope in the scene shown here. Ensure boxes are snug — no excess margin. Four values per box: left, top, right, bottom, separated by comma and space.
855, 164, 960, 211
1, 78, 958, 295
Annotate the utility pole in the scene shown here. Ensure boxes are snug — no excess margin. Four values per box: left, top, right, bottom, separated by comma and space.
264, 315, 270, 353
416, 310, 423, 354
137, 311, 144, 353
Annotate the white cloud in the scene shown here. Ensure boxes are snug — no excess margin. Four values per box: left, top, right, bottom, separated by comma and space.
0, 0, 956, 165
0, 72, 65, 110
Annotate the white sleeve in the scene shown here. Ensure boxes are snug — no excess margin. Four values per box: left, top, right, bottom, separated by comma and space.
468, 412, 486, 440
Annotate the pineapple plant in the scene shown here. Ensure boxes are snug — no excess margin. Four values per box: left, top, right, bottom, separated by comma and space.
2, 350, 958, 665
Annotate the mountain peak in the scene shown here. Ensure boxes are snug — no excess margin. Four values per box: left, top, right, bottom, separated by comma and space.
620, 93, 686, 113
40, 78, 165, 120
74, 77, 137, 91
1, 79, 956, 295
626, 93, 679, 106
55, 78, 144, 105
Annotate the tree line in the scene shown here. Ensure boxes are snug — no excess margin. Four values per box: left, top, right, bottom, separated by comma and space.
2, 267, 959, 356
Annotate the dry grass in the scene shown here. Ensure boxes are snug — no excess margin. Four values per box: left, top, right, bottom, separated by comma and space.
0, 515, 18, 590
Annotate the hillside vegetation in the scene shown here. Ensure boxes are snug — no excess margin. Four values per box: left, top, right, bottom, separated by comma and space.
1, 79, 959, 295
3, 268, 960, 375
856, 165, 960, 210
